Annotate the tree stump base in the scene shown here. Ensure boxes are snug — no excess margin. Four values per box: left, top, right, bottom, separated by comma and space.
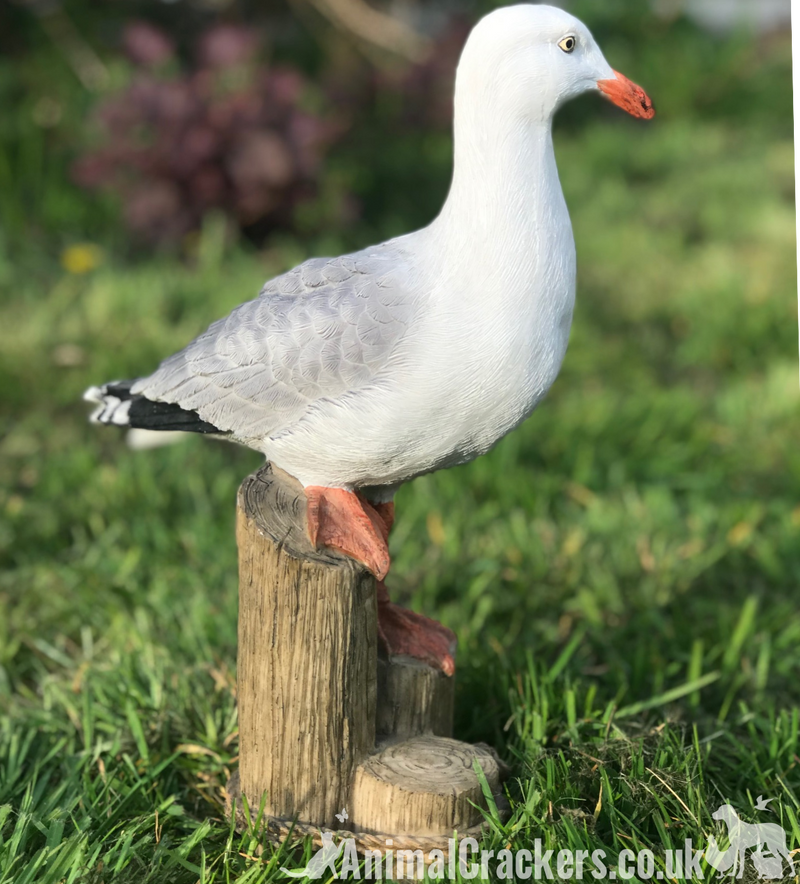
351, 735, 505, 836
226, 741, 509, 861
227, 464, 508, 856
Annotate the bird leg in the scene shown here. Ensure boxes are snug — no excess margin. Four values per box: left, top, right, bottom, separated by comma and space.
368, 501, 456, 676
305, 487, 391, 580
305, 492, 456, 675
376, 581, 457, 676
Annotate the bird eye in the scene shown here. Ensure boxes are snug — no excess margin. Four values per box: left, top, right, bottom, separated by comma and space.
558, 36, 576, 53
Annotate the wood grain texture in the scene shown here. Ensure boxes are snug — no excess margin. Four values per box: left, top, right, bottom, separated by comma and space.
237, 464, 377, 828
377, 657, 454, 740
351, 736, 503, 836
233, 464, 507, 846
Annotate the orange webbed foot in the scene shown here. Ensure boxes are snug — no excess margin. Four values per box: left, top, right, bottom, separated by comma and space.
305, 490, 454, 674
305, 486, 391, 580
376, 581, 457, 676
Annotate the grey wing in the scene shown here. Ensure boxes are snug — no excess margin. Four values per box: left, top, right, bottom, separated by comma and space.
131, 249, 417, 442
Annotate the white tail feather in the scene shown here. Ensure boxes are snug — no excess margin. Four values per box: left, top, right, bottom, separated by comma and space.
126, 429, 190, 450
83, 384, 132, 426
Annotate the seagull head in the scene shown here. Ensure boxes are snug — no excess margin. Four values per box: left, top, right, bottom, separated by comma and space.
456, 4, 655, 124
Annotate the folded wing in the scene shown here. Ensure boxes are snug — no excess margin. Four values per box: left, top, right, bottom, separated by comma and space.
132, 247, 416, 443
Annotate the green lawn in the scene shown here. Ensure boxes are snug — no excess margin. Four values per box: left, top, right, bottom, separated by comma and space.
1, 21, 798, 884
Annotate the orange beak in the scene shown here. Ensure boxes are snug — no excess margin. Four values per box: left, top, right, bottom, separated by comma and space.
597, 70, 655, 120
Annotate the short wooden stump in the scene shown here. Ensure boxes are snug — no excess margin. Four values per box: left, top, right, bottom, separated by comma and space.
351, 736, 504, 836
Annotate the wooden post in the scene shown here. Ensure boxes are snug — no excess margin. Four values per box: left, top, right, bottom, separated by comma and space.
376, 657, 454, 740
350, 737, 503, 836
228, 464, 507, 851
236, 465, 377, 827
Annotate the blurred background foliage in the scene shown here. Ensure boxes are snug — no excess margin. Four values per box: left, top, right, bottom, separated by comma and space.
0, 0, 792, 256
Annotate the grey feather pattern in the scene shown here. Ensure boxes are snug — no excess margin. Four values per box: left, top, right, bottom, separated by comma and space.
132, 247, 415, 441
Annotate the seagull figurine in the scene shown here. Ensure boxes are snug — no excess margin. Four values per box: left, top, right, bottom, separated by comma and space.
85, 4, 654, 676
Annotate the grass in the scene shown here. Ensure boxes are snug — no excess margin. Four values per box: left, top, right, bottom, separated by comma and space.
0, 17, 797, 884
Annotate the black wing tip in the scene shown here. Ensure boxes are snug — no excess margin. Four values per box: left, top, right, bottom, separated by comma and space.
85, 379, 225, 435
127, 397, 223, 434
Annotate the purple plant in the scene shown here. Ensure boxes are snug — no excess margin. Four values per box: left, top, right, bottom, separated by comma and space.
74, 23, 345, 245
122, 21, 175, 69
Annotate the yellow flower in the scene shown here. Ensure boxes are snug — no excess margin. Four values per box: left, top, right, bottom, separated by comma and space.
61, 243, 103, 274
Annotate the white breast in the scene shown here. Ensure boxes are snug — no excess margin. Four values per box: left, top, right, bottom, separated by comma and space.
408, 211, 576, 472
263, 207, 576, 489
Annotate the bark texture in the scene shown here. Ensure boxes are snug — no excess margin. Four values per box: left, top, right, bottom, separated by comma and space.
237, 464, 377, 828
234, 465, 505, 845
377, 657, 454, 740
350, 736, 503, 836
